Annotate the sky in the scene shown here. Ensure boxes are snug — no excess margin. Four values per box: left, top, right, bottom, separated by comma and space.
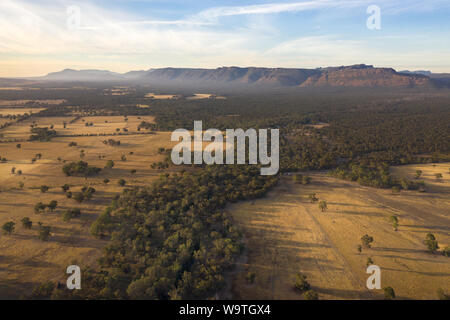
0, 0, 449, 77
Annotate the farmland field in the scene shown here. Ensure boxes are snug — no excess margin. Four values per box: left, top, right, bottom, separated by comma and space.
229, 163, 450, 300
0, 116, 174, 298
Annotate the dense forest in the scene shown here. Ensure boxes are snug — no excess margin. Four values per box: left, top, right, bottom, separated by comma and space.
33, 166, 277, 299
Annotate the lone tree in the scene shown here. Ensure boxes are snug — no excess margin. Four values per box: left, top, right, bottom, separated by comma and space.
424, 233, 439, 254
21, 217, 32, 229
11, 167, 16, 174
318, 200, 328, 212
61, 184, 70, 192
361, 234, 374, 248
304, 290, 319, 300
118, 179, 126, 186
435, 173, 443, 180
308, 193, 318, 203
47, 200, 58, 212
40, 185, 49, 193
2, 221, 15, 235
105, 160, 115, 169
103, 178, 110, 184
63, 208, 81, 222
16, 143, 21, 149
383, 287, 396, 300
366, 257, 374, 267
415, 170, 422, 179
294, 273, 310, 292
38, 225, 51, 241
34, 202, 46, 214
389, 215, 399, 231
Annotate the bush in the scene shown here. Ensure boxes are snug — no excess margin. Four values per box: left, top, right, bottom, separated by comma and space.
21, 217, 32, 229
40, 185, 49, 193
304, 290, 319, 300
34, 202, 46, 214
61, 184, 70, 192
63, 208, 81, 221
361, 234, 374, 248
118, 179, 126, 186
294, 273, 310, 292
424, 233, 439, 253
38, 225, 51, 241
2, 221, 15, 235
383, 287, 395, 300
62, 161, 101, 177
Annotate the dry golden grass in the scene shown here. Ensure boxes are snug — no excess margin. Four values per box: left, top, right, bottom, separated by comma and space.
0, 118, 175, 298
0, 108, 46, 116
229, 163, 450, 300
0, 115, 155, 140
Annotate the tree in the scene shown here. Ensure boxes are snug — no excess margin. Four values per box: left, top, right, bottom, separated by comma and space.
73, 192, 85, 203
435, 173, 443, 180
443, 246, 450, 257
130, 169, 137, 175
21, 217, 32, 229
40, 185, 49, 193
366, 257, 374, 267
304, 290, 319, 300
105, 160, 115, 169
424, 233, 439, 253
318, 200, 327, 212
19, 181, 24, 189
2, 221, 15, 235
415, 170, 422, 179
63, 208, 81, 222
383, 287, 395, 300
103, 178, 110, 184
118, 179, 126, 186
11, 167, 16, 174
389, 215, 399, 231
38, 225, 51, 241
437, 288, 450, 300
61, 184, 70, 192
357, 245, 362, 254
16, 143, 21, 149
48, 200, 58, 212
361, 234, 374, 248
34, 202, 46, 214
294, 273, 310, 292
308, 193, 318, 203
121, 155, 127, 161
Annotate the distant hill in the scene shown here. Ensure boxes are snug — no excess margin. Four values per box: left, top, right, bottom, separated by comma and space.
36, 64, 439, 88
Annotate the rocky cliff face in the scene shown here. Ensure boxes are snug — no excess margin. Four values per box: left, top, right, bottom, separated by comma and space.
41, 64, 434, 88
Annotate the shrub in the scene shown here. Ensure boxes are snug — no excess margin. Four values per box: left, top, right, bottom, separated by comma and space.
383, 287, 395, 300
2, 221, 15, 235
304, 290, 319, 300
118, 179, 126, 186
62, 161, 101, 177
40, 185, 49, 193
294, 273, 310, 292
38, 225, 51, 241
361, 234, 374, 248
63, 208, 81, 222
424, 233, 439, 253
21, 217, 32, 229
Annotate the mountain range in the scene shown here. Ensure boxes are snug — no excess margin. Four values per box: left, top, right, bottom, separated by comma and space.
37, 64, 450, 88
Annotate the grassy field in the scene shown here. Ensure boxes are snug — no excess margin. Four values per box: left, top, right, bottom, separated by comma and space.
0, 115, 155, 140
229, 163, 450, 300
0, 116, 174, 298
